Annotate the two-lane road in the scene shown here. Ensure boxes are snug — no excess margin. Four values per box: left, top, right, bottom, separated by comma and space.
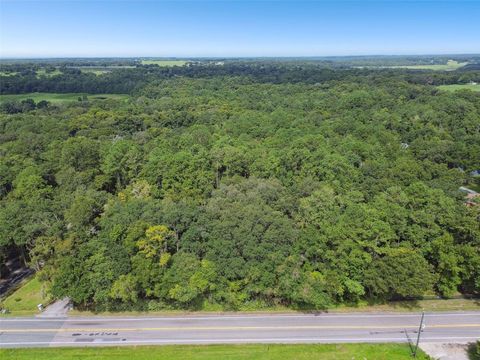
1, 312, 479, 348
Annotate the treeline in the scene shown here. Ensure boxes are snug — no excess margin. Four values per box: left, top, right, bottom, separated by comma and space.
0, 68, 146, 95
0, 58, 138, 69
0, 69, 479, 311
2, 62, 480, 96
226, 54, 480, 67
0, 98, 50, 114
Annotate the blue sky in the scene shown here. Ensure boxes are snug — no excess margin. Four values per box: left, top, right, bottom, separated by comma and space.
0, 1, 479, 58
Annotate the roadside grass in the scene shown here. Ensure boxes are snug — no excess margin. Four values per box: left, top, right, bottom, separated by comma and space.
3, 275, 477, 318
69, 298, 480, 317
332, 298, 480, 312
0, 276, 49, 316
141, 59, 187, 67
0, 344, 430, 360
0, 92, 129, 103
437, 84, 480, 92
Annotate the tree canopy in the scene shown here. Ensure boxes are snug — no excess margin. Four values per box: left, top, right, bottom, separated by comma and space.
1, 61, 479, 311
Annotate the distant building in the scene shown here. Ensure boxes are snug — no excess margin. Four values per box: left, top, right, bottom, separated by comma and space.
470, 170, 480, 177
459, 187, 480, 207
466, 194, 480, 207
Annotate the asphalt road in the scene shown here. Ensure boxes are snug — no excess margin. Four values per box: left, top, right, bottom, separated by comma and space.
1, 312, 479, 348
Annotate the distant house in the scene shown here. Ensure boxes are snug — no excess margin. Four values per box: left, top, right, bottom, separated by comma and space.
466, 194, 480, 207
470, 170, 480, 177
460, 187, 480, 207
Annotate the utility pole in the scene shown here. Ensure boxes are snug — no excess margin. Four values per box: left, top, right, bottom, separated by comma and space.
413, 311, 425, 358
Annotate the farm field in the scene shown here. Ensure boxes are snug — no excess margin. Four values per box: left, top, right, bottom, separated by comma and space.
36, 69, 62, 77
141, 59, 188, 66
71, 66, 136, 75
387, 60, 468, 70
0, 92, 129, 103
78, 68, 111, 75
357, 60, 469, 71
437, 83, 480, 92
0, 344, 429, 360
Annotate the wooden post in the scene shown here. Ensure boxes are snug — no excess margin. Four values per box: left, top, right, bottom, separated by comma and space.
413, 311, 425, 358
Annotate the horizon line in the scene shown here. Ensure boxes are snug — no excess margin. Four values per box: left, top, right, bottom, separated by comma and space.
1, 53, 480, 60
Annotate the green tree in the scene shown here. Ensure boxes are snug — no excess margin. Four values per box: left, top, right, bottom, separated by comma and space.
364, 249, 436, 300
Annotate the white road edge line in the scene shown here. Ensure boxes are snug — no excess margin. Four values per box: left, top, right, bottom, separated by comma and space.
1, 336, 480, 346
3, 313, 480, 322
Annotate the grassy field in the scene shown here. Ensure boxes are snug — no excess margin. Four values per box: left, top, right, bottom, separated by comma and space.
357, 60, 469, 71
0, 344, 429, 360
388, 60, 468, 70
73, 66, 135, 75
0, 92, 129, 103
36, 69, 62, 77
0, 276, 49, 316
141, 59, 187, 67
0, 71, 17, 76
79, 68, 111, 75
437, 84, 480, 92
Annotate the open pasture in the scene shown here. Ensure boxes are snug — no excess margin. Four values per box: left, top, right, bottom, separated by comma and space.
141, 59, 187, 66
438, 83, 480, 92
387, 60, 468, 70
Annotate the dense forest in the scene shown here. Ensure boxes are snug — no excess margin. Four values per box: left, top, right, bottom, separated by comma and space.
2, 59, 480, 96
0, 61, 479, 311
